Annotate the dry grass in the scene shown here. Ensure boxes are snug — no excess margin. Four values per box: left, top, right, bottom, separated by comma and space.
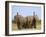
12, 23, 18, 31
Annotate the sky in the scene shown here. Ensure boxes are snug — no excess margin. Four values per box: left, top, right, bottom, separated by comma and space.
11, 5, 41, 20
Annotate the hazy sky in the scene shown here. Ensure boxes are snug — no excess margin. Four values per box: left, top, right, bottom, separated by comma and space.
11, 5, 41, 20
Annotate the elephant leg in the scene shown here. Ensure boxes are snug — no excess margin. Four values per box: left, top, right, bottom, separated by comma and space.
19, 23, 23, 29
30, 24, 33, 28
17, 23, 20, 30
22, 23, 26, 29
30, 23, 34, 28
34, 24, 36, 28
17, 22, 21, 30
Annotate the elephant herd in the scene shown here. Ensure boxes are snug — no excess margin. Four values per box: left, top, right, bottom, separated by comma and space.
14, 13, 36, 30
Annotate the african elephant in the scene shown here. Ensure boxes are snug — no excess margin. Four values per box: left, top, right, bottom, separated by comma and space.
26, 16, 36, 28
14, 15, 27, 30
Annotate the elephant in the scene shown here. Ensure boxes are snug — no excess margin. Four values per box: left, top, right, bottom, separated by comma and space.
14, 15, 27, 30
26, 16, 36, 28
30, 16, 36, 28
